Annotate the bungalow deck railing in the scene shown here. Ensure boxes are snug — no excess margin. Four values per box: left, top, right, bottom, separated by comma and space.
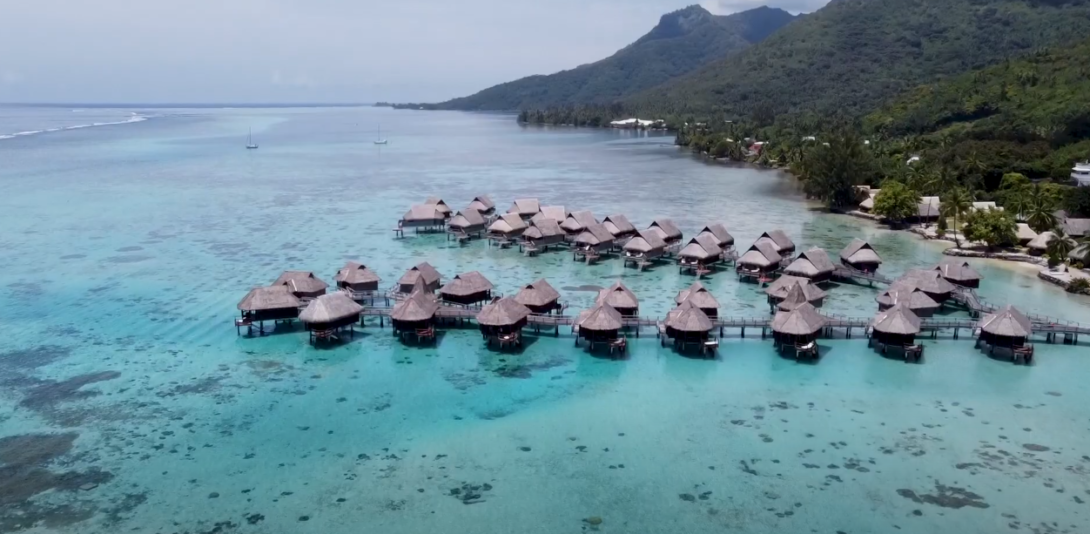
832, 266, 893, 285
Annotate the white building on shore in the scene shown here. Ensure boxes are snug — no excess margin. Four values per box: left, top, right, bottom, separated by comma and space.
1072, 161, 1090, 186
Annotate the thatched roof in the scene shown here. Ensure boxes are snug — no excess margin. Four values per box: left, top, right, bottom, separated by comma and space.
765, 275, 828, 302
515, 279, 561, 308
1064, 218, 1090, 237
575, 303, 623, 331
679, 233, 722, 260
439, 271, 494, 297
876, 287, 940, 313
918, 197, 941, 218
398, 262, 442, 287
979, 305, 1033, 338
508, 198, 541, 217
449, 209, 486, 229
623, 228, 667, 253
840, 238, 882, 266
533, 205, 569, 224
872, 304, 921, 335
275, 271, 329, 295
575, 223, 615, 247
597, 281, 639, 310
390, 290, 440, 322
603, 214, 636, 236
489, 213, 528, 234
934, 260, 982, 284
699, 224, 734, 247
759, 230, 795, 252
675, 281, 720, 310
300, 292, 363, 324
1015, 223, 1038, 242
560, 211, 598, 233
649, 219, 682, 241
335, 262, 381, 286
524, 218, 564, 239
771, 303, 826, 336
468, 195, 495, 212
784, 248, 835, 278
403, 204, 446, 222
1027, 231, 1073, 252
776, 282, 811, 312
900, 269, 956, 295
476, 297, 531, 327
738, 241, 783, 268
424, 197, 452, 215
238, 285, 301, 311
665, 300, 714, 333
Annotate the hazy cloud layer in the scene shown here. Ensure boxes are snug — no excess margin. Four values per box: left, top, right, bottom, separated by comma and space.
0, 0, 829, 103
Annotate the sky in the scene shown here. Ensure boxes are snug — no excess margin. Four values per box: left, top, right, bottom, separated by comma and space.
0, 0, 829, 104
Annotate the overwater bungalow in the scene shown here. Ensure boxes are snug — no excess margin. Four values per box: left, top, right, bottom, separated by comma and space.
424, 197, 453, 218
488, 213, 529, 246
477, 297, 531, 349
299, 292, 363, 344
623, 228, 667, 269
737, 241, 783, 281
876, 285, 940, 317
1015, 224, 1038, 246
783, 248, 836, 282
522, 218, 566, 254
698, 224, 734, 249
390, 290, 440, 343
514, 279, 562, 314
765, 275, 827, 310
573, 303, 626, 356
870, 304, 923, 361
977, 305, 1034, 363
508, 198, 541, 220
675, 281, 720, 318
933, 260, 983, 289
397, 262, 443, 294
899, 270, 956, 303
776, 282, 813, 312
574, 223, 615, 262
597, 281, 639, 317
647, 219, 683, 245
447, 209, 487, 240
771, 302, 826, 360
756, 230, 796, 254
840, 239, 883, 273
467, 195, 496, 216
236, 285, 302, 335
603, 214, 637, 241
678, 234, 723, 275
275, 271, 329, 299
560, 210, 599, 237
439, 271, 494, 306
334, 262, 381, 299
532, 205, 569, 225
400, 204, 448, 233
663, 300, 717, 357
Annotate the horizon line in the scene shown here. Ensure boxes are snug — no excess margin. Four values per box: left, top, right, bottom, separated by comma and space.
0, 102, 376, 108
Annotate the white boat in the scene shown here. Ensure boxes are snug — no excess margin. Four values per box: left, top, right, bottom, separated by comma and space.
246, 128, 258, 150
374, 125, 388, 145
1072, 161, 1090, 186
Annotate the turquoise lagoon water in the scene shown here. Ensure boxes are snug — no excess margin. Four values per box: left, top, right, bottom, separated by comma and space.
0, 106, 1088, 534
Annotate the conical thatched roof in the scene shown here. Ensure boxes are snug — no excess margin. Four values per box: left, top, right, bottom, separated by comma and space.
424, 197, 452, 215
449, 209, 486, 229
398, 262, 442, 287
840, 238, 882, 266
699, 224, 734, 247
771, 303, 826, 336
1027, 231, 1058, 251
623, 228, 667, 253
784, 248, 836, 278
765, 275, 828, 302
476, 297, 531, 327
575, 303, 623, 331
468, 195, 495, 212
300, 292, 363, 324
533, 205, 569, 224
979, 305, 1033, 338
275, 271, 329, 295
679, 233, 722, 260
508, 198, 541, 217
439, 271, 494, 297
934, 260, 982, 284
390, 290, 440, 322
515, 279, 561, 308
776, 282, 811, 311
489, 213, 528, 234
238, 285, 301, 311
665, 300, 714, 333
675, 281, 720, 310
738, 241, 783, 268
603, 214, 636, 237
759, 230, 795, 252
560, 211, 598, 233
900, 269, 956, 295
524, 218, 564, 239
1015, 223, 1038, 243
597, 281, 639, 310
403, 204, 446, 222
871, 304, 921, 335
649, 219, 682, 241
575, 223, 615, 247
335, 262, 381, 286
876, 286, 940, 313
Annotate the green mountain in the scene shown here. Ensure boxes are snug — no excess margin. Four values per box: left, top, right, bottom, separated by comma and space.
626, 0, 1090, 121
430, 5, 796, 111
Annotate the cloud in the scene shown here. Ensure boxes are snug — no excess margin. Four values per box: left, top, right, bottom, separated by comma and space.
704, 0, 830, 14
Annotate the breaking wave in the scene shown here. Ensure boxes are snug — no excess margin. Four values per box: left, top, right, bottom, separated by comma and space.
0, 113, 150, 141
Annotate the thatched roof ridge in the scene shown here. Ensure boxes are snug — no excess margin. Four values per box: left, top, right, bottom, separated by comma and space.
649, 219, 682, 240
476, 297, 531, 327
738, 241, 783, 268
901, 269, 956, 295
980, 305, 1033, 338
300, 293, 363, 323
398, 262, 442, 287
275, 271, 329, 294
515, 279, 561, 308
934, 260, 982, 284
665, 300, 714, 333
575, 223, 615, 246
390, 290, 440, 322
560, 210, 598, 232
777, 282, 811, 311
424, 197, 452, 214
597, 281, 639, 310
468, 195, 495, 212
700, 224, 734, 247
449, 209, 486, 229
679, 233, 722, 260
508, 198, 541, 216
876, 287, 939, 312
439, 271, 494, 297
525, 218, 564, 239
335, 262, 381, 285
575, 303, 624, 331
238, 285, 301, 311
760, 230, 795, 252
872, 304, 921, 335
840, 238, 882, 265
403, 204, 446, 222
534, 206, 569, 224
603, 214, 636, 236
771, 303, 826, 336
623, 228, 667, 253
489, 213, 528, 233
765, 275, 827, 302
785, 248, 835, 277
675, 281, 720, 310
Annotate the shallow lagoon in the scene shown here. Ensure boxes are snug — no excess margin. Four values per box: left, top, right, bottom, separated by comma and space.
0, 107, 1088, 534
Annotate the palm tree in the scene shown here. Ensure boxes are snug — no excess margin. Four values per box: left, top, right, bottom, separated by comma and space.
1025, 185, 1058, 233
1073, 235, 1090, 266
941, 188, 973, 247
960, 152, 987, 190
1047, 229, 1075, 266
1005, 184, 1031, 221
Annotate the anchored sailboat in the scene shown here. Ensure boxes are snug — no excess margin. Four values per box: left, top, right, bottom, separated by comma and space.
246, 128, 258, 150
374, 125, 388, 145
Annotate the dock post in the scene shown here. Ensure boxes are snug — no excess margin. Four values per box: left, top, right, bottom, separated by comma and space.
761, 328, 766, 339
380, 316, 384, 328
953, 327, 959, 340
741, 326, 745, 338
720, 326, 724, 337
555, 325, 559, 337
